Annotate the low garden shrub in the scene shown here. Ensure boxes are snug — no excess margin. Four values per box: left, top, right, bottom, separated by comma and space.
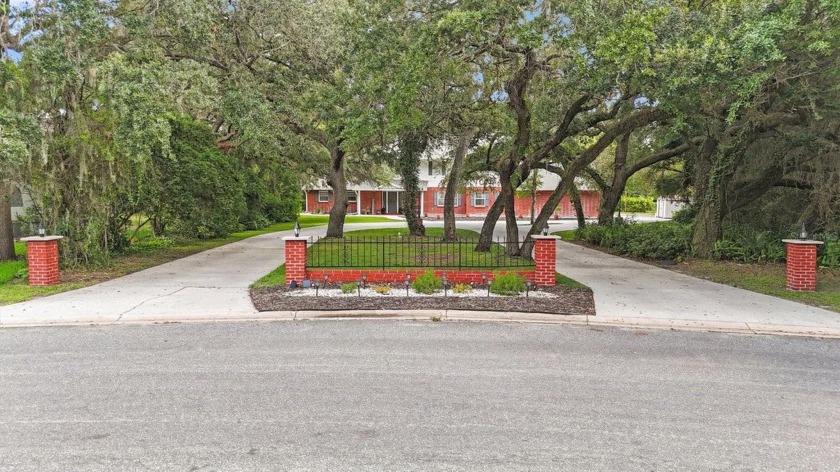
412, 271, 442, 294
340, 282, 357, 294
490, 272, 525, 296
711, 227, 786, 263
452, 283, 472, 294
373, 284, 391, 295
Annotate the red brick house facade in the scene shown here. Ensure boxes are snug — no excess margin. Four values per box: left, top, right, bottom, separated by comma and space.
304, 157, 600, 219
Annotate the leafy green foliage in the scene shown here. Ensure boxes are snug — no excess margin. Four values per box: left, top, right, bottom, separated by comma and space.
620, 196, 655, 214
577, 222, 693, 261
490, 272, 525, 296
412, 271, 441, 295
340, 282, 357, 294
711, 227, 786, 264
159, 116, 247, 238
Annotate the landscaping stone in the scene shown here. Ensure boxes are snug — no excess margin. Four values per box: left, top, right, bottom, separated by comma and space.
250, 285, 595, 315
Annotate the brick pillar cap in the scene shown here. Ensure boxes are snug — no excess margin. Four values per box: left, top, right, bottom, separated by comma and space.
282, 236, 311, 241
531, 235, 561, 240
782, 239, 824, 245
20, 236, 64, 242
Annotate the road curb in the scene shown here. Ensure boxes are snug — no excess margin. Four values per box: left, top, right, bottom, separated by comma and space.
2, 309, 839, 339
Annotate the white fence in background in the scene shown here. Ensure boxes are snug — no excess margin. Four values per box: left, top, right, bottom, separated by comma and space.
656, 196, 686, 219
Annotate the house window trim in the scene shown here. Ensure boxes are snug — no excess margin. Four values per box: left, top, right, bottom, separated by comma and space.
435, 191, 462, 207
347, 191, 358, 203
471, 192, 488, 207
317, 190, 331, 203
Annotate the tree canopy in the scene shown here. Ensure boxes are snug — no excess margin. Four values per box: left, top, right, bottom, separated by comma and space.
1, 0, 837, 263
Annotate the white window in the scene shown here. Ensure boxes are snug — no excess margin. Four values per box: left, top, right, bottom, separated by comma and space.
428, 161, 447, 176
317, 190, 331, 203
347, 191, 357, 203
435, 191, 462, 207
471, 192, 488, 207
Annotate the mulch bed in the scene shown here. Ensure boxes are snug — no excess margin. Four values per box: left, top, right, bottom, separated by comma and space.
250, 285, 596, 316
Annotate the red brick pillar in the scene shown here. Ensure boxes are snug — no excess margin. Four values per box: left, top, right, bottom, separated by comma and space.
531, 235, 558, 286
782, 239, 823, 292
283, 237, 308, 286
21, 236, 64, 286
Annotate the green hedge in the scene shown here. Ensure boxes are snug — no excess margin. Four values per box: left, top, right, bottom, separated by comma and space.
577, 222, 692, 261
577, 221, 840, 268
620, 196, 655, 213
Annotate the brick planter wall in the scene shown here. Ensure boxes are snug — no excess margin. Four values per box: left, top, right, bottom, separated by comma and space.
783, 239, 823, 292
283, 236, 560, 287
21, 236, 63, 286
307, 269, 535, 285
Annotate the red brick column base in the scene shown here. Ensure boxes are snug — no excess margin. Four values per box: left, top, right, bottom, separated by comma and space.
531, 235, 558, 286
782, 239, 823, 292
283, 237, 308, 286
21, 236, 64, 286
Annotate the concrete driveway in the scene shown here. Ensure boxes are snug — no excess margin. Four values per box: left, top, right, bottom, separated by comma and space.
0, 223, 394, 325
555, 241, 840, 334
1, 217, 838, 336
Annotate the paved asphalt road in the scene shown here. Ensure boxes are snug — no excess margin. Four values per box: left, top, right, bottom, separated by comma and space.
2, 322, 839, 471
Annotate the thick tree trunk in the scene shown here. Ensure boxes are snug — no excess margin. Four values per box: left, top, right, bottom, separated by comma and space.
520, 177, 574, 258
326, 144, 348, 238
500, 171, 521, 256
570, 184, 586, 229
475, 190, 507, 252
597, 133, 630, 225
443, 128, 476, 242
0, 181, 16, 262
690, 137, 721, 257
529, 170, 537, 225
398, 131, 428, 236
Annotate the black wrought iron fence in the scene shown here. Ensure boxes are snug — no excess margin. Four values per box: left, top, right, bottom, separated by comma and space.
307, 236, 534, 269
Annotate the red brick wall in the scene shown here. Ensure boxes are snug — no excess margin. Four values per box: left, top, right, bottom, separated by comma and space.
533, 237, 556, 286
26, 239, 61, 286
308, 269, 536, 285
422, 187, 600, 219
284, 238, 308, 284
785, 242, 819, 291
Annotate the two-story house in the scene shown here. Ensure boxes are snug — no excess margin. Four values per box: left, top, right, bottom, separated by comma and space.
304, 151, 600, 220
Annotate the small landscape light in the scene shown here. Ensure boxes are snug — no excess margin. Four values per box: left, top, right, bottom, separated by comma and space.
356, 279, 362, 297
442, 274, 448, 297
526, 280, 533, 298
405, 274, 411, 296
314, 280, 320, 296
481, 273, 487, 286
294, 220, 301, 237
362, 273, 368, 288
324, 274, 329, 288
38, 222, 45, 238
487, 279, 492, 297
799, 224, 808, 240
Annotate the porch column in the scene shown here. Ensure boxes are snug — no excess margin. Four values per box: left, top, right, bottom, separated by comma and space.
356, 190, 361, 215
420, 191, 425, 216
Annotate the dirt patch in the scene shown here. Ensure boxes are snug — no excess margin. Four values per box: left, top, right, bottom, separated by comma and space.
250, 285, 596, 316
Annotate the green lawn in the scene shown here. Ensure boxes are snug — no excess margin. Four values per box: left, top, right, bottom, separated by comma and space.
1, 215, 395, 306
552, 229, 577, 241
307, 227, 535, 269
674, 259, 840, 312
555, 272, 587, 288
